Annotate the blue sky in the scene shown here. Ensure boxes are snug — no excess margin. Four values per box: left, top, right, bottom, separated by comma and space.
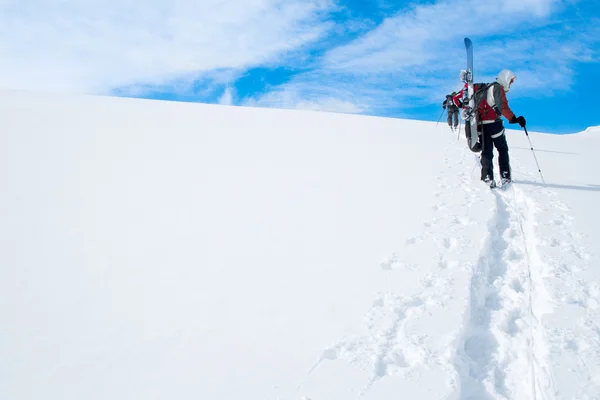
2, 0, 599, 134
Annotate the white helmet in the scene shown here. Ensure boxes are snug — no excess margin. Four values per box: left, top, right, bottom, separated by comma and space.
496, 69, 516, 92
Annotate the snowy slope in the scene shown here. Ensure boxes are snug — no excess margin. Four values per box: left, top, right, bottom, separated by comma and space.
1, 89, 599, 400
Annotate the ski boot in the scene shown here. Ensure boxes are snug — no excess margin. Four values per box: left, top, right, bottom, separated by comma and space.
500, 171, 512, 187
482, 175, 496, 189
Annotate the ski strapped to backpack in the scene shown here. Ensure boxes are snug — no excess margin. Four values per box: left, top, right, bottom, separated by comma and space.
457, 81, 503, 153
461, 38, 480, 152
455, 82, 501, 119
459, 38, 511, 153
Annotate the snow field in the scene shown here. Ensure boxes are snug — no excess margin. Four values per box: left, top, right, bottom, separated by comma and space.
1, 90, 599, 399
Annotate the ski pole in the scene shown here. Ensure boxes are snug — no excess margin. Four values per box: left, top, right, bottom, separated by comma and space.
457, 121, 461, 140
523, 126, 546, 184
436, 108, 444, 127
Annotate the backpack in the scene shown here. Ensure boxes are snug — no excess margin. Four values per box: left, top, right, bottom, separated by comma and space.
473, 82, 501, 121
445, 95, 459, 111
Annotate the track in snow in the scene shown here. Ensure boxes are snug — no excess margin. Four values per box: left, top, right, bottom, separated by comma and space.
512, 165, 600, 400
296, 135, 485, 399
298, 132, 600, 400
453, 183, 552, 400
453, 145, 600, 400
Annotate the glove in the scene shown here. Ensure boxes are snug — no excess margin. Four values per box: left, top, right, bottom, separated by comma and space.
443, 105, 446, 109
510, 115, 526, 128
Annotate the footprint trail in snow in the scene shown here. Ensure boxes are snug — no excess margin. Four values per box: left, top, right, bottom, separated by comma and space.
298, 131, 600, 400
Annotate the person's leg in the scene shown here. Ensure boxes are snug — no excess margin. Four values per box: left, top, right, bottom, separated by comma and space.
453, 111, 458, 128
480, 131, 494, 181
493, 130, 511, 180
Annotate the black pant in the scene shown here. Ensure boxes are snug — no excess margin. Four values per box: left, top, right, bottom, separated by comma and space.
480, 121, 510, 180
447, 110, 458, 127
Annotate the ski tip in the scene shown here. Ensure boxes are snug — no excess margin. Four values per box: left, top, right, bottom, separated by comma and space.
464, 37, 472, 46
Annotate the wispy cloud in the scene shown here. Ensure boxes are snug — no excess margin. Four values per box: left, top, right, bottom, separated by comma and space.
2, 0, 598, 129
245, 81, 367, 113
248, 0, 598, 115
324, 0, 565, 74
0, 0, 334, 93
219, 87, 235, 106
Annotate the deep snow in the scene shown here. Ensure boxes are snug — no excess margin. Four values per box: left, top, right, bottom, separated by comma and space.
1, 89, 599, 399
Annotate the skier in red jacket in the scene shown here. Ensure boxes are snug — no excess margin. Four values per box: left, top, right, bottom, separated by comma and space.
477, 69, 526, 185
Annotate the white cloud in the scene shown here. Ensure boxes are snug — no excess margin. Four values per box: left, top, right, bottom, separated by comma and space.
323, 0, 562, 74
219, 87, 234, 105
250, 0, 597, 114
295, 98, 364, 113
244, 82, 367, 114
2, 0, 596, 118
0, 0, 333, 93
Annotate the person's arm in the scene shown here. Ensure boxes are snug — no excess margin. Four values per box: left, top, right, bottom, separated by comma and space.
495, 85, 526, 127
494, 84, 515, 121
